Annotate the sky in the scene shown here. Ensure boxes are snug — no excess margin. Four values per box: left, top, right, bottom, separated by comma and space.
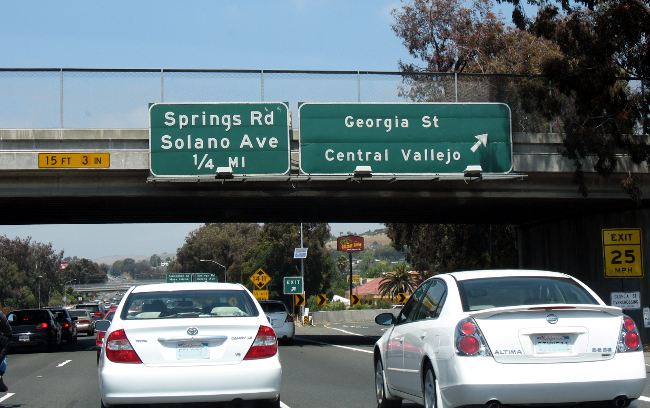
0, 0, 424, 260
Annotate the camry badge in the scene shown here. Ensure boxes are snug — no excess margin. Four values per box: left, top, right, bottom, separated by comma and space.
187, 327, 199, 336
546, 314, 559, 324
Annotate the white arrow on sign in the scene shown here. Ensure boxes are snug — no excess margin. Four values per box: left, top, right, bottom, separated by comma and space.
470, 134, 488, 153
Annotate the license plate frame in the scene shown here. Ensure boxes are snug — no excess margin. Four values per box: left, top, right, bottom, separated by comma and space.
19, 334, 29, 342
533, 334, 572, 354
176, 342, 209, 360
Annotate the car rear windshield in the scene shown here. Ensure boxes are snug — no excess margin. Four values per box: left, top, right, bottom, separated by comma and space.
75, 304, 100, 312
68, 310, 89, 318
7, 310, 50, 325
457, 276, 599, 312
260, 302, 287, 313
121, 290, 259, 320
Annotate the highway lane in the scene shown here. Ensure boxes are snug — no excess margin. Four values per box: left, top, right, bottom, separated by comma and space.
1, 324, 649, 408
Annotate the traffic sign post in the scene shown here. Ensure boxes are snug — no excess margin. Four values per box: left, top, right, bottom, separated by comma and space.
149, 102, 290, 178
299, 103, 512, 175
602, 228, 644, 278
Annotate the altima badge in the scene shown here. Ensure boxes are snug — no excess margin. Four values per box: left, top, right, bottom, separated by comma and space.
546, 314, 559, 324
187, 327, 199, 335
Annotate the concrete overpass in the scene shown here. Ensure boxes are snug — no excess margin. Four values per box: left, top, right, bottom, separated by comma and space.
0, 128, 647, 225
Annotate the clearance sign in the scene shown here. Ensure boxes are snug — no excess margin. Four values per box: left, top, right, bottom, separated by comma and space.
602, 228, 644, 278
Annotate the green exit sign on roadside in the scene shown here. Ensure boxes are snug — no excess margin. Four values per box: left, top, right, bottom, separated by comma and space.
283, 276, 303, 295
150, 102, 290, 178
194, 273, 218, 282
299, 103, 512, 175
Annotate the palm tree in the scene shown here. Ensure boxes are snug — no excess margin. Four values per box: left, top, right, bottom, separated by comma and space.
378, 263, 417, 301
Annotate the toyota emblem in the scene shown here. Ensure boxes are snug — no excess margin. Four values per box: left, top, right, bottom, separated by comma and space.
187, 327, 199, 336
546, 314, 559, 324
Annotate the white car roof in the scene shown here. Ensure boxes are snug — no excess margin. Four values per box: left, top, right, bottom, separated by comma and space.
447, 269, 572, 281
130, 282, 246, 293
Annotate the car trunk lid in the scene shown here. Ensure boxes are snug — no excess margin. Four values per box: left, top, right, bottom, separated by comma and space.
470, 304, 622, 363
122, 318, 263, 366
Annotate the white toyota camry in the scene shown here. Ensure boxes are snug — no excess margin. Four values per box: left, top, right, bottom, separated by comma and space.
373, 270, 647, 408
98, 282, 282, 408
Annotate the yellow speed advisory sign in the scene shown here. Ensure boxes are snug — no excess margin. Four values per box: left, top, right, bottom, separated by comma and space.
602, 228, 644, 278
38, 152, 110, 168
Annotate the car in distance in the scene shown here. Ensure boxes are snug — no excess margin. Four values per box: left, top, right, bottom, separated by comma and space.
96, 309, 116, 363
45, 307, 78, 343
373, 270, 647, 408
259, 300, 295, 344
6, 309, 63, 351
98, 282, 282, 408
75, 303, 105, 320
68, 309, 95, 335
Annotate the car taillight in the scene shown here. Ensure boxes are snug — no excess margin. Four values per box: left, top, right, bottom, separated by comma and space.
96, 331, 106, 347
244, 325, 278, 360
63, 322, 70, 328
35, 322, 49, 331
455, 317, 491, 357
94, 312, 103, 317
105, 329, 142, 364
618, 315, 642, 353
285, 314, 294, 323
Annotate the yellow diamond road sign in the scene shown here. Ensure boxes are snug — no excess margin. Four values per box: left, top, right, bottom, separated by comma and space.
250, 268, 272, 289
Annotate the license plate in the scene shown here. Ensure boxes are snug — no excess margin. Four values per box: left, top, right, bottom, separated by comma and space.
176, 342, 209, 360
19, 334, 29, 342
533, 334, 572, 354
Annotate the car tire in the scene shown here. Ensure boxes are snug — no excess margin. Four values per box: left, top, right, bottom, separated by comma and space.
254, 395, 280, 408
375, 357, 401, 408
423, 362, 440, 408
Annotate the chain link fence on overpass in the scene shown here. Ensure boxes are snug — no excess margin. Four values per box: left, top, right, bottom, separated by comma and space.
0, 68, 644, 133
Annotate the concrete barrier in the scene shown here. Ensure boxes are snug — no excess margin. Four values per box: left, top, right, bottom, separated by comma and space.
310, 308, 399, 325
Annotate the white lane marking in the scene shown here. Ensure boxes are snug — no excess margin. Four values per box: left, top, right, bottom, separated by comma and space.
639, 396, 650, 402
324, 326, 365, 337
56, 359, 72, 367
280, 402, 290, 408
0, 393, 15, 403
298, 337, 373, 354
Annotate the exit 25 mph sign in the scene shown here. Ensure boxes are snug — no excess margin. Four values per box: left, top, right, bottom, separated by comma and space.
602, 228, 644, 278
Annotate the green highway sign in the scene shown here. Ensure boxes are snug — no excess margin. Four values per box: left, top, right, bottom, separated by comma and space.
194, 273, 218, 282
166, 273, 193, 283
299, 103, 512, 175
283, 276, 303, 295
150, 102, 290, 177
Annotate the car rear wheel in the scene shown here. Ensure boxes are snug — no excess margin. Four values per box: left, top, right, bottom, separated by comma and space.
375, 357, 401, 408
423, 363, 439, 408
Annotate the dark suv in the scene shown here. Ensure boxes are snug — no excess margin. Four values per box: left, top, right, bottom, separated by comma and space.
45, 307, 78, 343
74, 303, 105, 320
7, 309, 62, 351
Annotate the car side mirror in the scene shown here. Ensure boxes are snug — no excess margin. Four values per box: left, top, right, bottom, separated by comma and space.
375, 312, 396, 326
94, 320, 111, 331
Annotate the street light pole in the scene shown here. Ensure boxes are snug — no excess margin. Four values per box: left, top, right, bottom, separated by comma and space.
199, 259, 227, 282
37, 275, 43, 308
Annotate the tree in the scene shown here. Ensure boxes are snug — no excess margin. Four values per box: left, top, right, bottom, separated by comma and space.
378, 263, 418, 300
499, 0, 650, 196
175, 223, 261, 283
242, 223, 334, 301
386, 224, 518, 275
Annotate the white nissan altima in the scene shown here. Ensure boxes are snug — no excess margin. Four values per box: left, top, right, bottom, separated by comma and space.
98, 282, 282, 408
373, 270, 647, 408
